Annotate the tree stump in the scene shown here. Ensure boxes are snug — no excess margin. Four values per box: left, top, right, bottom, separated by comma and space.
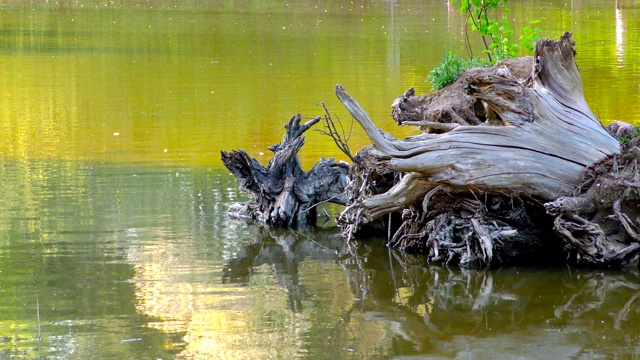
222, 114, 348, 227
336, 32, 630, 268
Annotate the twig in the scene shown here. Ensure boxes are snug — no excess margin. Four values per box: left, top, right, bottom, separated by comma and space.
463, 17, 474, 59
315, 102, 356, 162
320, 207, 332, 226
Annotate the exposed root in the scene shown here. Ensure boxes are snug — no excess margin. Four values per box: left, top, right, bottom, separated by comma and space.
546, 126, 640, 267
337, 159, 396, 241
339, 174, 558, 268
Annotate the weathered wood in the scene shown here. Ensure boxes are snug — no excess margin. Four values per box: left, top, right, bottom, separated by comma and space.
336, 32, 623, 267
391, 57, 533, 128
336, 35, 618, 206
222, 113, 348, 227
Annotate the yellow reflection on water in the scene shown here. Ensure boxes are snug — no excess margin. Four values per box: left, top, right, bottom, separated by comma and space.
0, 54, 78, 160
128, 237, 391, 358
2, 2, 637, 170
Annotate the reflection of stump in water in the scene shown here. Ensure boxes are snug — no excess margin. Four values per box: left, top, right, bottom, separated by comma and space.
222, 227, 348, 312
222, 228, 640, 357
342, 249, 640, 357
554, 270, 640, 330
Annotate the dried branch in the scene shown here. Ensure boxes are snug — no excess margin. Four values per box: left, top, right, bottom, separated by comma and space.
316, 102, 356, 162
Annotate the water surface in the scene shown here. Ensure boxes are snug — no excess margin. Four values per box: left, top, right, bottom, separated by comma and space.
1, 0, 638, 168
1, 0, 640, 358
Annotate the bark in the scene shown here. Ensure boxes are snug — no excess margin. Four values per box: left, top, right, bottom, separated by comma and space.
222, 113, 348, 227
336, 32, 625, 268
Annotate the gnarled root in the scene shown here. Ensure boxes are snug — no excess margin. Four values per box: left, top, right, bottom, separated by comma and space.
547, 135, 640, 267
223, 113, 349, 227
337, 164, 560, 268
337, 159, 397, 241
385, 191, 558, 268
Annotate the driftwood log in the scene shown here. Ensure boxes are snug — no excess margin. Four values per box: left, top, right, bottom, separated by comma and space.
224, 32, 640, 269
335, 32, 640, 268
221, 113, 348, 227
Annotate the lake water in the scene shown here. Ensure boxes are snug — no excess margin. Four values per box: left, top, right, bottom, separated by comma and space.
1, 0, 639, 359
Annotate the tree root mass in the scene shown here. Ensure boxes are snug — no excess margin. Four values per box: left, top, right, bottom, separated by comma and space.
335, 32, 640, 268
224, 32, 640, 269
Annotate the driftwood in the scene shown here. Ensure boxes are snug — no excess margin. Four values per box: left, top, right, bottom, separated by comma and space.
221, 113, 348, 227
224, 32, 640, 269
335, 32, 640, 268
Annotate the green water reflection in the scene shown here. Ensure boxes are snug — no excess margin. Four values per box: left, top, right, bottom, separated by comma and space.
0, 160, 369, 358
0, 0, 640, 359
5, 162, 640, 359
1, 161, 640, 358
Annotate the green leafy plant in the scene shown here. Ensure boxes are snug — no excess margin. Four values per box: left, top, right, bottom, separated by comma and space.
429, 0, 541, 90
519, 19, 542, 54
429, 52, 488, 90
